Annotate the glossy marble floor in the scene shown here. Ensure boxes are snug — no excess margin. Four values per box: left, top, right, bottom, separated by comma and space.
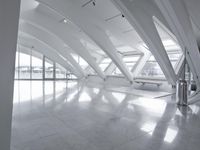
11, 80, 200, 150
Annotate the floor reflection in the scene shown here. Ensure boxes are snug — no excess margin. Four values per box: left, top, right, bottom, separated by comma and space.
13, 80, 68, 104
164, 127, 178, 143
11, 80, 200, 150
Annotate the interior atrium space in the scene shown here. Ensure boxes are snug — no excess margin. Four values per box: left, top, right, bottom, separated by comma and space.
1, 0, 200, 150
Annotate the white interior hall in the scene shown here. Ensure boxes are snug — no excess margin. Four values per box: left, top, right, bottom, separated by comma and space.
1, 0, 200, 150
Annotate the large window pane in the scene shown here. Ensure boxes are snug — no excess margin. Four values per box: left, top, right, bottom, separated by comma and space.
32, 51, 43, 79
56, 63, 67, 79
19, 52, 31, 79
45, 57, 54, 79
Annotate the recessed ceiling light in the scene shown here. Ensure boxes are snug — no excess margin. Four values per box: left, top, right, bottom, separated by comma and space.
63, 19, 67, 23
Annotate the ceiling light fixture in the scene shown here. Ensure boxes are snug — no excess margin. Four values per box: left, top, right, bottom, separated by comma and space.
105, 13, 125, 22
63, 19, 67, 23
82, 0, 96, 7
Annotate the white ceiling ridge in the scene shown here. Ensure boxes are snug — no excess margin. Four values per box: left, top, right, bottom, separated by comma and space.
36, 0, 134, 81
37, 0, 144, 55
19, 20, 86, 75
20, 10, 106, 79
18, 33, 82, 78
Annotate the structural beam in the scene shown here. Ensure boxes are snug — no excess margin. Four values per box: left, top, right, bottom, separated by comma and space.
21, 9, 105, 79
18, 34, 82, 78
105, 62, 116, 75
37, 0, 133, 82
112, 0, 177, 85
155, 0, 200, 88
19, 22, 85, 77
85, 55, 104, 74
0, 0, 21, 150
133, 51, 151, 78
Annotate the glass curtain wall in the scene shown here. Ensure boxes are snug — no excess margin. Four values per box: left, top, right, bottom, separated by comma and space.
32, 51, 43, 79
56, 63, 67, 79
44, 57, 54, 79
19, 52, 31, 79
15, 49, 70, 80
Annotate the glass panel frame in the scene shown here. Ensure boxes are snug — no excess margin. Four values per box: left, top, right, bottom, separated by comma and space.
19, 52, 31, 79
55, 63, 67, 79
31, 51, 43, 79
44, 57, 54, 79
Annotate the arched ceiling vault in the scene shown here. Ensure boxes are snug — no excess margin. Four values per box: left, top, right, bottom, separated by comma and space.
19, 21, 86, 77
111, 0, 177, 85
19, 0, 200, 87
36, 0, 134, 82
18, 32, 83, 78
20, 8, 106, 79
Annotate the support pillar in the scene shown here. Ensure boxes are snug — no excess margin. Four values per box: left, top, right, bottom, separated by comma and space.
0, 0, 21, 150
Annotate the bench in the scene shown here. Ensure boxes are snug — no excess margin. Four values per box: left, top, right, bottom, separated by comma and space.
134, 79, 163, 87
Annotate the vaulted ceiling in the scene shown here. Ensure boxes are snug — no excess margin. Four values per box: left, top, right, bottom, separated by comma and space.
19, 0, 200, 86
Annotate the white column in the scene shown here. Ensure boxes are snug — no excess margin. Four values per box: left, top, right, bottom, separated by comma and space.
0, 0, 21, 150
112, 0, 177, 85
